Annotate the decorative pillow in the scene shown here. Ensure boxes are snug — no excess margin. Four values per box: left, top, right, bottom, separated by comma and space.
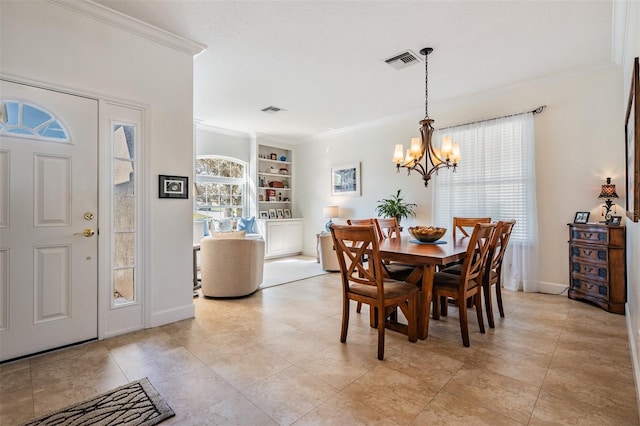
210, 230, 246, 239
219, 218, 234, 232
237, 216, 255, 233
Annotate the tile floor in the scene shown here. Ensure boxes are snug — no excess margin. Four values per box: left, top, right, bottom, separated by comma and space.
1, 273, 639, 425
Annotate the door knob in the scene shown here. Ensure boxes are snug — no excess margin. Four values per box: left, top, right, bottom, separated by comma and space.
75, 228, 95, 237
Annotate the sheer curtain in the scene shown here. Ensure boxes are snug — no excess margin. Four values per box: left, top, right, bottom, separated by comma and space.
432, 112, 539, 292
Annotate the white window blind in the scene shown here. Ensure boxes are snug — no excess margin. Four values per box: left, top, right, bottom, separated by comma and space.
433, 112, 539, 291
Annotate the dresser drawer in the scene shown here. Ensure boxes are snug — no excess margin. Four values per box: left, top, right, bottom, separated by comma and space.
571, 261, 608, 282
570, 227, 608, 245
571, 277, 609, 299
569, 244, 608, 264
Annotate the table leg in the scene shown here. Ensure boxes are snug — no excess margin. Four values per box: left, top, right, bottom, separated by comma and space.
418, 264, 435, 340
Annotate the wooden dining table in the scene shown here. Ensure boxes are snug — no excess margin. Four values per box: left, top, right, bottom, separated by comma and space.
377, 234, 469, 340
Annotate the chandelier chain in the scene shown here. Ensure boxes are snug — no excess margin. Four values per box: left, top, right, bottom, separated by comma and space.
424, 52, 429, 119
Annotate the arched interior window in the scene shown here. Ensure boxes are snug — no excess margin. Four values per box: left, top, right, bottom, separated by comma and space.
194, 156, 247, 229
0, 100, 70, 141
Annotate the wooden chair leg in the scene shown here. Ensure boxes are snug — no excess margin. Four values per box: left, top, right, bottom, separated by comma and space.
377, 302, 386, 360
458, 297, 470, 347
440, 296, 448, 317
484, 282, 495, 329
341, 298, 350, 343
496, 280, 505, 317
475, 292, 485, 334
433, 293, 441, 320
356, 301, 362, 313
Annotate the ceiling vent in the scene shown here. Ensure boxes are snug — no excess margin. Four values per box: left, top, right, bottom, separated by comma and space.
261, 106, 286, 114
383, 50, 422, 70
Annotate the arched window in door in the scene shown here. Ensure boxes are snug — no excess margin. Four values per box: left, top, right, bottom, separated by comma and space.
0, 101, 70, 141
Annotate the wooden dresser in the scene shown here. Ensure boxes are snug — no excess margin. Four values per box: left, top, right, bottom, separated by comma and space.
567, 223, 626, 314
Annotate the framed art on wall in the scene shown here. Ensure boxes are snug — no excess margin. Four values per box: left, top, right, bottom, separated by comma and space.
626, 57, 640, 222
159, 175, 188, 199
331, 162, 361, 196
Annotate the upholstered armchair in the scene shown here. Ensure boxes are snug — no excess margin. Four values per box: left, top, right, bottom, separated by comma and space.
200, 236, 265, 297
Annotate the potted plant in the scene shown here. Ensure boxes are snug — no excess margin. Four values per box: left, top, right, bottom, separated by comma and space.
375, 189, 417, 225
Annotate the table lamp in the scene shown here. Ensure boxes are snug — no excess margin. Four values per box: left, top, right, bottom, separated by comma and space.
323, 206, 339, 232
598, 177, 619, 224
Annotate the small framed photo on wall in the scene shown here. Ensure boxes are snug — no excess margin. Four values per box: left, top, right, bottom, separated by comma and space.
159, 175, 188, 199
573, 211, 590, 224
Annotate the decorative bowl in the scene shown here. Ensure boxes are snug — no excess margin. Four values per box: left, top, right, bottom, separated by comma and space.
408, 226, 447, 242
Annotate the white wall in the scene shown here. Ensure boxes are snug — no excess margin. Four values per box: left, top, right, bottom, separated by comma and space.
297, 64, 624, 293
196, 125, 252, 162
1, 1, 198, 331
620, 0, 640, 410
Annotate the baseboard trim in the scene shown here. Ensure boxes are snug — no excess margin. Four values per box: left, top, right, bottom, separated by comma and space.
538, 281, 569, 295
626, 304, 640, 421
149, 304, 195, 328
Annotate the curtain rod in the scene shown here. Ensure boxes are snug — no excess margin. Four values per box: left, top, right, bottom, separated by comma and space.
436, 105, 546, 131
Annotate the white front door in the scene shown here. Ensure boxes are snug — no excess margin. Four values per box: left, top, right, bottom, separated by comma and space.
0, 80, 98, 362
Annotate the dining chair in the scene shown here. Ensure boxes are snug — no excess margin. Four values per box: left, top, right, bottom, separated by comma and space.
373, 217, 402, 240
329, 224, 418, 360
483, 220, 516, 328
347, 218, 416, 313
432, 222, 497, 347
452, 217, 492, 239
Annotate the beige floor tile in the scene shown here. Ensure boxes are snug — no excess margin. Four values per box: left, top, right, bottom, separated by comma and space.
207, 345, 292, 391
295, 394, 398, 425
170, 392, 277, 425
242, 364, 337, 425
4, 273, 640, 426
342, 364, 437, 424
530, 389, 640, 425
413, 391, 525, 425
442, 366, 539, 424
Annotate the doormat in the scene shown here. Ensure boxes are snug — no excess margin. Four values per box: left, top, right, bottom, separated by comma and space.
20, 377, 174, 426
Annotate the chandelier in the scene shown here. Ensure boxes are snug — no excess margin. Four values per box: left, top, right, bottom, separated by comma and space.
392, 47, 460, 187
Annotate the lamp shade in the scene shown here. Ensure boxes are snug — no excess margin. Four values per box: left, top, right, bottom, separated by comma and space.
323, 206, 339, 218
598, 177, 619, 199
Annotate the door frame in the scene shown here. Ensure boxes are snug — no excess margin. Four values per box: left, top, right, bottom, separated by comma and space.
1, 73, 151, 340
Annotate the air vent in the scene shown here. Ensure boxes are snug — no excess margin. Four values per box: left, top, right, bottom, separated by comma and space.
383, 50, 422, 70
261, 106, 286, 114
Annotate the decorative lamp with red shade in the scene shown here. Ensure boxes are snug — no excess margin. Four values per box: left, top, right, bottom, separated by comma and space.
598, 177, 619, 224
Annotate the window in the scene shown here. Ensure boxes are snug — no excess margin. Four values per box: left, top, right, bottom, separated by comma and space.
433, 112, 538, 291
0, 101, 69, 141
194, 156, 247, 223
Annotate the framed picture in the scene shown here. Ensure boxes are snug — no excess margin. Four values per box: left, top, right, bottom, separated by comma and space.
574, 211, 590, 224
270, 153, 277, 160
284, 208, 291, 218
331, 162, 361, 196
625, 57, 640, 222
276, 208, 284, 219
259, 211, 269, 219
610, 215, 622, 226
159, 175, 188, 199
268, 209, 276, 219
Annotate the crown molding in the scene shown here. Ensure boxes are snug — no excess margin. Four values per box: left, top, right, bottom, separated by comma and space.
47, 0, 207, 56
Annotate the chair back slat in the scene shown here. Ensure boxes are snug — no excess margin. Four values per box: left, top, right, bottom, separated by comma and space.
453, 217, 491, 239
488, 220, 516, 273
374, 217, 402, 240
330, 224, 385, 298
459, 223, 497, 290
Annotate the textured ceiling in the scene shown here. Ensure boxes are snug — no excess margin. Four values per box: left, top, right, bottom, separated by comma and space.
95, 0, 613, 141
